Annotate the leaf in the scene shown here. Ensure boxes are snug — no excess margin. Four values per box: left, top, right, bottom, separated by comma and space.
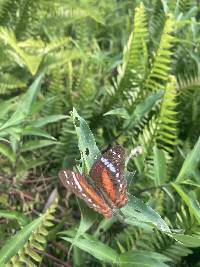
0, 27, 42, 75
17, 159, 47, 172
121, 195, 170, 233
71, 108, 100, 172
0, 215, 44, 265
104, 108, 130, 119
0, 210, 29, 227
176, 137, 200, 183
21, 139, 59, 152
65, 200, 97, 259
153, 146, 167, 185
31, 115, 68, 127
76, 200, 97, 237
124, 91, 163, 128
172, 233, 200, 248
23, 127, 56, 140
94, 217, 118, 238
119, 250, 171, 267
0, 143, 15, 163
172, 183, 200, 223
0, 73, 44, 131
61, 234, 118, 264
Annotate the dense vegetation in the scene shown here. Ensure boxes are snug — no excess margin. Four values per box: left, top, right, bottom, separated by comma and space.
0, 0, 200, 266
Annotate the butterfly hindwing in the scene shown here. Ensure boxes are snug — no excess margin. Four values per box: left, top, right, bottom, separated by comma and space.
89, 145, 128, 209
59, 169, 112, 218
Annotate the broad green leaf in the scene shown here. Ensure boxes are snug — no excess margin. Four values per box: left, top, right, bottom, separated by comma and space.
172, 183, 200, 223
153, 146, 167, 185
0, 210, 29, 227
0, 143, 15, 163
23, 127, 56, 140
104, 108, 130, 119
0, 215, 44, 265
72, 108, 100, 172
31, 115, 68, 127
21, 139, 59, 152
121, 196, 170, 233
0, 73, 44, 131
172, 233, 200, 248
119, 250, 171, 267
176, 137, 200, 183
61, 234, 118, 264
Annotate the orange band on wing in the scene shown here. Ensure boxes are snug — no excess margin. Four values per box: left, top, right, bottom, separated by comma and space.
101, 169, 116, 202
79, 179, 109, 210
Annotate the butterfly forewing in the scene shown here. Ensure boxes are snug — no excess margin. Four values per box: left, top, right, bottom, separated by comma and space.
89, 145, 128, 209
59, 170, 112, 218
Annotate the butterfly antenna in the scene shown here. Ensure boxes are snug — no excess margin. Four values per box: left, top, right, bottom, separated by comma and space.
125, 145, 143, 166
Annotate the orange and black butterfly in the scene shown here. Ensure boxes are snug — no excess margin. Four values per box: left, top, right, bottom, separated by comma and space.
59, 145, 127, 218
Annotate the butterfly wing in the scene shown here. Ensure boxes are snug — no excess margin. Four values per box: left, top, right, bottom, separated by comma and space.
59, 169, 112, 218
89, 145, 128, 209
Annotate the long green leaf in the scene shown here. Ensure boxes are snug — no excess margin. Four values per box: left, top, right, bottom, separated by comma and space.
153, 146, 167, 186
172, 183, 200, 223
71, 108, 100, 172
121, 196, 170, 233
0, 210, 29, 227
61, 234, 118, 264
172, 233, 200, 248
31, 115, 68, 127
0, 73, 44, 131
21, 139, 59, 152
0, 215, 44, 265
176, 137, 200, 182
119, 250, 171, 267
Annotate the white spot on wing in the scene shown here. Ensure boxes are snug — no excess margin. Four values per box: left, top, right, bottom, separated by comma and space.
64, 170, 68, 178
116, 173, 119, 178
72, 173, 83, 192
101, 157, 116, 172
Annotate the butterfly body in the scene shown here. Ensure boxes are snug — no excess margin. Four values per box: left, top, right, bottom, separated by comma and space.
59, 145, 127, 218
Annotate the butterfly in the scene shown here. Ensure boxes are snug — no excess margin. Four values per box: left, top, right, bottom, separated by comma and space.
59, 145, 127, 218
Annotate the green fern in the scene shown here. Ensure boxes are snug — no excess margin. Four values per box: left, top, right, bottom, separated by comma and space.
3, 194, 58, 267
105, 2, 148, 110
145, 14, 175, 92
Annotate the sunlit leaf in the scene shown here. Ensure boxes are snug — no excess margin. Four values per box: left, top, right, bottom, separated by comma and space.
121, 196, 170, 233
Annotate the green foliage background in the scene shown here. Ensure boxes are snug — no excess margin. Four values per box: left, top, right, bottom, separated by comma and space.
0, 0, 200, 266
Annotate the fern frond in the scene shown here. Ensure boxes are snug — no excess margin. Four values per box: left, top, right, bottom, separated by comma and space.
156, 76, 178, 153
177, 74, 200, 93
114, 225, 192, 263
145, 15, 175, 92
4, 194, 58, 267
105, 2, 148, 110
117, 2, 148, 90
0, 0, 18, 27
136, 76, 178, 155
0, 74, 26, 95
14, 1, 38, 40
